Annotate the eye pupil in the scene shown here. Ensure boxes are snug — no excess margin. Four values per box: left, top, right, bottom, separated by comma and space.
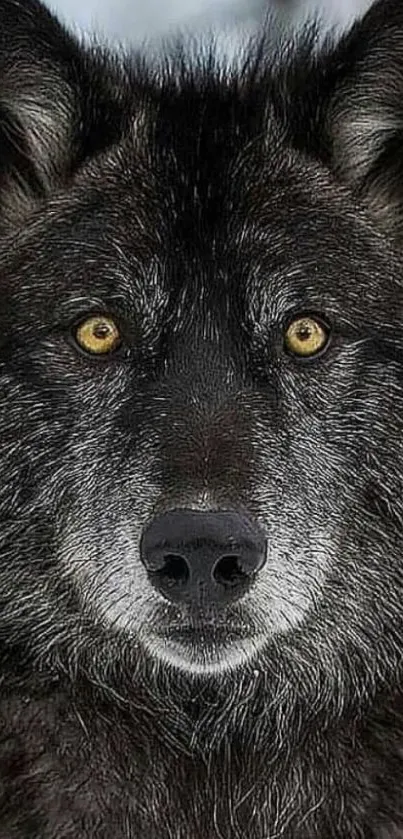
93, 324, 111, 339
297, 324, 311, 341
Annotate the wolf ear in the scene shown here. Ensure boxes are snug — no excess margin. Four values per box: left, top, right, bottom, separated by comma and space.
0, 0, 83, 230
324, 0, 403, 239
0, 0, 126, 233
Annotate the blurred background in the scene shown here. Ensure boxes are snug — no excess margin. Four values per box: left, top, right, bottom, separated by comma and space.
47, 0, 373, 47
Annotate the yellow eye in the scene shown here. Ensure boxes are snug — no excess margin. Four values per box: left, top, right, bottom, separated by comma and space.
284, 316, 329, 358
74, 315, 121, 355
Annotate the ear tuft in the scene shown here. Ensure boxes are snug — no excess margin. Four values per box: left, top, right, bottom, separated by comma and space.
0, 72, 76, 227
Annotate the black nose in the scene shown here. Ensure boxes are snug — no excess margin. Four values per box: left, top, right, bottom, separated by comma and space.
139, 509, 267, 607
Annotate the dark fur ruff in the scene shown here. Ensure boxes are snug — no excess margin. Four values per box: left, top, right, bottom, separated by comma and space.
1, 0, 403, 836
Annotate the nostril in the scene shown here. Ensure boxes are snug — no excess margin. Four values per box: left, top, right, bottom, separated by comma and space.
155, 554, 190, 586
213, 554, 248, 588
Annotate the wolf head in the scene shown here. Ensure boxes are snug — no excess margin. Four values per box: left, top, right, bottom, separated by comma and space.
1, 0, 403, 705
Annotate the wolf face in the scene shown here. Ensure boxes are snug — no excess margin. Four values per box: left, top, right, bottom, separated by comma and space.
1, 0, 403, 697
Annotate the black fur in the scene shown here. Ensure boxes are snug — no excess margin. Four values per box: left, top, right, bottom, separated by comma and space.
1, 0, 403, 836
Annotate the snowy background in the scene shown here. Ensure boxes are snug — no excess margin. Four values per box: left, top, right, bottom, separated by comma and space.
46, 0, 372, 47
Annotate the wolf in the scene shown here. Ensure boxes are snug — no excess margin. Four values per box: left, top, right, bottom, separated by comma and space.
1, 0, 403, 836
